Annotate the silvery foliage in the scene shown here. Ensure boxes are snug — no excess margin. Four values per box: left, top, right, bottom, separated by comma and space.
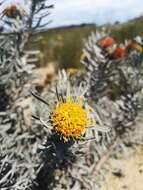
0, 1, 53, 189
0, 33, 33, 85
81, 31, 143, 132
0, 126, 42, 190
0, 2, 34, 111
0, 18, 35, 190
0, 0, 55, 190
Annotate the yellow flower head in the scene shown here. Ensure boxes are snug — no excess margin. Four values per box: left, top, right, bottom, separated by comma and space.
52, 99, 88, 139
32, 70, 109, 142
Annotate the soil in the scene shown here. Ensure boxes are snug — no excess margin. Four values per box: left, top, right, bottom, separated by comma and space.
101, 146, 143, 190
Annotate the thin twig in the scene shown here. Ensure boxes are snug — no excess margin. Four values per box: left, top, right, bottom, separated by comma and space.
92, 137, 120, 176
31, 91, 49, 106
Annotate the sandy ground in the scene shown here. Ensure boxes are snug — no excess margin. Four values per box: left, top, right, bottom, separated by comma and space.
101, 146, 143, 190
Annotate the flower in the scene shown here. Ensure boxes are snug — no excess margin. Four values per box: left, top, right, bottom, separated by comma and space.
80, 51, 91, 63
32, 71, 109, 142
99, 36, 115, 49
2, 4, 26, 19
112, 47, 126, 59
67, 68, 78, 76
126, 41, 143, 53
2, 5, 17, 18
52, 99, 88, 138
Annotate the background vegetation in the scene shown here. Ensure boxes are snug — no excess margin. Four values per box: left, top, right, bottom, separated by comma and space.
27, 17, 143, 69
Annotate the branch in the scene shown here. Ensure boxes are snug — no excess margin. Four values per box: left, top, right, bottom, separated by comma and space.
92, 138, 120, 176
33, 20, 52, 30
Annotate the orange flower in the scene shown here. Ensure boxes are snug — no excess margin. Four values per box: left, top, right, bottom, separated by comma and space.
2, 5, 18, 18
10, 5, 17, 12
112, 47, 126, 59
126, 41, 143, 53
99, 36, 114, 48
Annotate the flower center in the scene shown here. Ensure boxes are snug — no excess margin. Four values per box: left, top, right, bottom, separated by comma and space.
52, 101, 88, 139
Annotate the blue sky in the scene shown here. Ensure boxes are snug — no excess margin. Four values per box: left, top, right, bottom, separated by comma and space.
1, 0, 143, 28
